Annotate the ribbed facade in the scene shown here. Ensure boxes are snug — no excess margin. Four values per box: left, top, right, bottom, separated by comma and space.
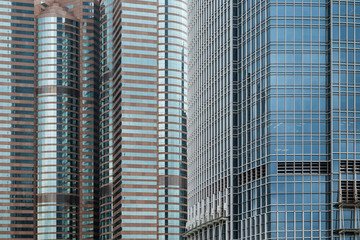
186, 0, 233, 239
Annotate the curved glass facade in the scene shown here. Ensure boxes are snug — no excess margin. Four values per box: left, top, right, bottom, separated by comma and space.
35, 1, 100, 239
36, 9, 80, 240
101, 0, 188, 239
158, 0, 188, 238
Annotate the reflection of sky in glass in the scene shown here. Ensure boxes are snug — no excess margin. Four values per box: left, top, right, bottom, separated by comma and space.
232, 0, 335, 239
36, 13, 81, 240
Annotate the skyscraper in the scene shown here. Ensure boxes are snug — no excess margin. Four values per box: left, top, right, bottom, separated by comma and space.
35, 1, 100, 239
187, 0, 360, 240
99, 0, 188, 239
0, 0, 36, 239
1, 0, 188, 239
0, 0, 100, 239
186, 0, 232, 238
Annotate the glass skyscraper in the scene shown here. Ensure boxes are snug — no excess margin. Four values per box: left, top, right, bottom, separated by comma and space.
99, 0, 188, 239
0, 0, 100, 239
1, 0, 188, 239
35, 0, 100, 239
0, 0, 36, 239
187, 0, 360, 240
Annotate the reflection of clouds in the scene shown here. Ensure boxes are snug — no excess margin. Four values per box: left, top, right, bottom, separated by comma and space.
295, 123, 302, 132
274, 145, 288, 152
275, 148, 288, 152
271, 123, 283, 128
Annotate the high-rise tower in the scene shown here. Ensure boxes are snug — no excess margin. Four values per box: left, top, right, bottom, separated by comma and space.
186, 0, 232, 238
187, 0, 360, 240
1, 0, 188, 239
0, 1, 100, 239
99, 0, 188, 239
99, 0, 114, 239
0, 0, 36, 239
34, 1, 100, 239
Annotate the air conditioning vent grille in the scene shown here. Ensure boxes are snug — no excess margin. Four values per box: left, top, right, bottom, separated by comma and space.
278, 162, 330, 174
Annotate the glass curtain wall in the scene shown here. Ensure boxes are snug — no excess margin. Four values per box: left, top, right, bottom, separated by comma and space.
0, 0, 36, 239
331, 1, 360, 239
35, 1, 100, 239
99, 0, 115, 239
233, 0, 331, 239
158, 0, 188, 238
36, 6, 81, 239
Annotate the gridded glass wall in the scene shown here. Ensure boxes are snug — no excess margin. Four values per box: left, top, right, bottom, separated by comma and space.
331, 1, 360, 239
233, 0, 331, 239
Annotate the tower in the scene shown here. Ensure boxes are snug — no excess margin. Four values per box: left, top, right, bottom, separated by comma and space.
34, 1, 100, 239
187, 0, 360, 239
0, 0, 36, 239
99, 0, 188, 239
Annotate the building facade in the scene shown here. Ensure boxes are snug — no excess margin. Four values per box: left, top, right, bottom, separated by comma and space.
0, 0, 100, 239
99, 0, 188, 239
186, 0, 233, 238
187, 0, 360, 240
35, 1, 100, 239
1, 0, 188, 239
0, 0, 36, 239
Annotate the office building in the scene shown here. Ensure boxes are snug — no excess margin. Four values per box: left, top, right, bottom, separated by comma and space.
0, 0, 36, 239
99, 0, 188, 239
186, 0, 360, 240
35, 0, 100, 239
1, 0, 188, 239
0, 0, 100, 239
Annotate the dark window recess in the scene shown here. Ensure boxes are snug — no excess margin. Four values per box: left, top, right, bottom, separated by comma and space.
238, 165, 266, 186
208, 178, 228, 198
340, 160, 360, 173
277, 162, 329, 174
340, 181, 357, 203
